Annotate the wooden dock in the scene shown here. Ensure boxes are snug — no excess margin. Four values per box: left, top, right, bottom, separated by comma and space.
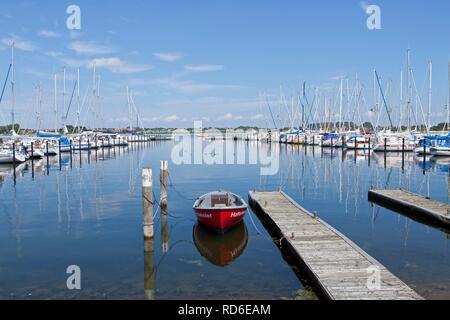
369, 189, 450, 227
248, 191, 423, 300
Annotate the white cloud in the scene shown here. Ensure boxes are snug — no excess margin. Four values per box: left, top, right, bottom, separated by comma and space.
153, 52, 183, 62
251, 113, 265, 120
60, 57, 88, 68
69, 41, 115, 55
69, 30, 83, 40
1, 36, 36, 51
330, 75, 347, 81
153, 77, 244, 94
184, 64, 224, 72
218, 113, 243, 121
87, 57, 152, 74
46, 51, 64, 58
38, 30, 61, 38
163, 115, 180, 122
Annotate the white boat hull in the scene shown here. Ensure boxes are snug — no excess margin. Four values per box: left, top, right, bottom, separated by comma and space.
430, 147, 450, 157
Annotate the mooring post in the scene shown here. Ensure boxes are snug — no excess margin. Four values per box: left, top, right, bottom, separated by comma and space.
30, 142, 35, 178
144, 237, 155, 300
161, 208, 169, 253
142, 167, 154, 239
423, 141, 427, 173
58, 140, 62, 170
69, 140, 73, 167
160, 160, 169, 209
12, 142, 16, 166
402, 138, 405, 171
45, 140, 49, 175
12, 142, 16, 184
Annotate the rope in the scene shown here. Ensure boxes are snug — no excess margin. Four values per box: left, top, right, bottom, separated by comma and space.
166, 172, 198, 201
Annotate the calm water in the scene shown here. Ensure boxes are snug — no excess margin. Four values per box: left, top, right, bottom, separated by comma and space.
1, 140, 450, 300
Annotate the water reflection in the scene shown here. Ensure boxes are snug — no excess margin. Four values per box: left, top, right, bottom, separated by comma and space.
2, 141, 450, 299
193, 222, 248, 267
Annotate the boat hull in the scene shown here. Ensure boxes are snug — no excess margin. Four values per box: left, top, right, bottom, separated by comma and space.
194, 207, 247, 232
430, 147, 450, 157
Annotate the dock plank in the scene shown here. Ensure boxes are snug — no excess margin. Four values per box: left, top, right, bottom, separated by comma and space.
249, 191, 422, 300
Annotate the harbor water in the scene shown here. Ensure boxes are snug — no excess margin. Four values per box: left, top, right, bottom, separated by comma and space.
1, 140, 450, 299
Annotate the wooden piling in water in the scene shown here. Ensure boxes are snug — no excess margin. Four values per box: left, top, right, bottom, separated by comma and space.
160, 160, 169, 209
142, 167, 154, 239
144, 238, 155, 300
12, 142, 16, 166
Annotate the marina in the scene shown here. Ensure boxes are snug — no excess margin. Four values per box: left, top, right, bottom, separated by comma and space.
2, 140, 450, 299
0, 0, 449, 303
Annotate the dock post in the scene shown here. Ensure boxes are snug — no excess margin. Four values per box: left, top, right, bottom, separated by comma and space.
69, 140, 73, 169
402, 138, 405, 171
12, 142, 16, 166
144, 236, 155, 300
12, 142, 16, 184
58, 140, 62, 170
161, 208, 170, 253
423, 142, 427, 173
384, 138, 387, 168
142, 167, 154, 239
160, 160, 169, 209
30, 141, 34, 161
45, 141, 49, 175
31, 142, 35, 178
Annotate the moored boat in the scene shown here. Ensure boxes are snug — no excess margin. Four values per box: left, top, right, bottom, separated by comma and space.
430, 137, 450, 157
346, 136, 372, 150
193, 191, 247, 233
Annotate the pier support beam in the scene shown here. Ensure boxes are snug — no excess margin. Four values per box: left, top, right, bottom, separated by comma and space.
142, 167, 154, 239
160, 160, 169, 210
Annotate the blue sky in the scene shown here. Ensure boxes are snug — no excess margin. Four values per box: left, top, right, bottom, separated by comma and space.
0, 0, 449, 129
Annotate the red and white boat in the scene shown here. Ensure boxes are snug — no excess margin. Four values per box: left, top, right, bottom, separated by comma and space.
193, 191, 247, 233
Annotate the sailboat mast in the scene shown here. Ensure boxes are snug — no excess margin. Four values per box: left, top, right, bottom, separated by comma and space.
428, 61, 432, 133
448, 62, 450, 131
77, 68, 80, 133
407, 49, 412, 133
339, 79, 343, 132
302, 82, 306, 130
63, 66, 66, 131
11, 42, 15, 132
399, 70, 403, 131
126, 86, 132, 131
54, 73, 58, 132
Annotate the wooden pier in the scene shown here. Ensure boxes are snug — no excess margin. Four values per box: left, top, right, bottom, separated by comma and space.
248, 191, 423, 300
369, 189, 450, 227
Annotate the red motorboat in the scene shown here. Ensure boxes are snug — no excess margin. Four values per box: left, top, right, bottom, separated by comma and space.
193, 191, 247, 233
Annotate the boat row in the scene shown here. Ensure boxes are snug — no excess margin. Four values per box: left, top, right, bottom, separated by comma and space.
0, 132, 133, 164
